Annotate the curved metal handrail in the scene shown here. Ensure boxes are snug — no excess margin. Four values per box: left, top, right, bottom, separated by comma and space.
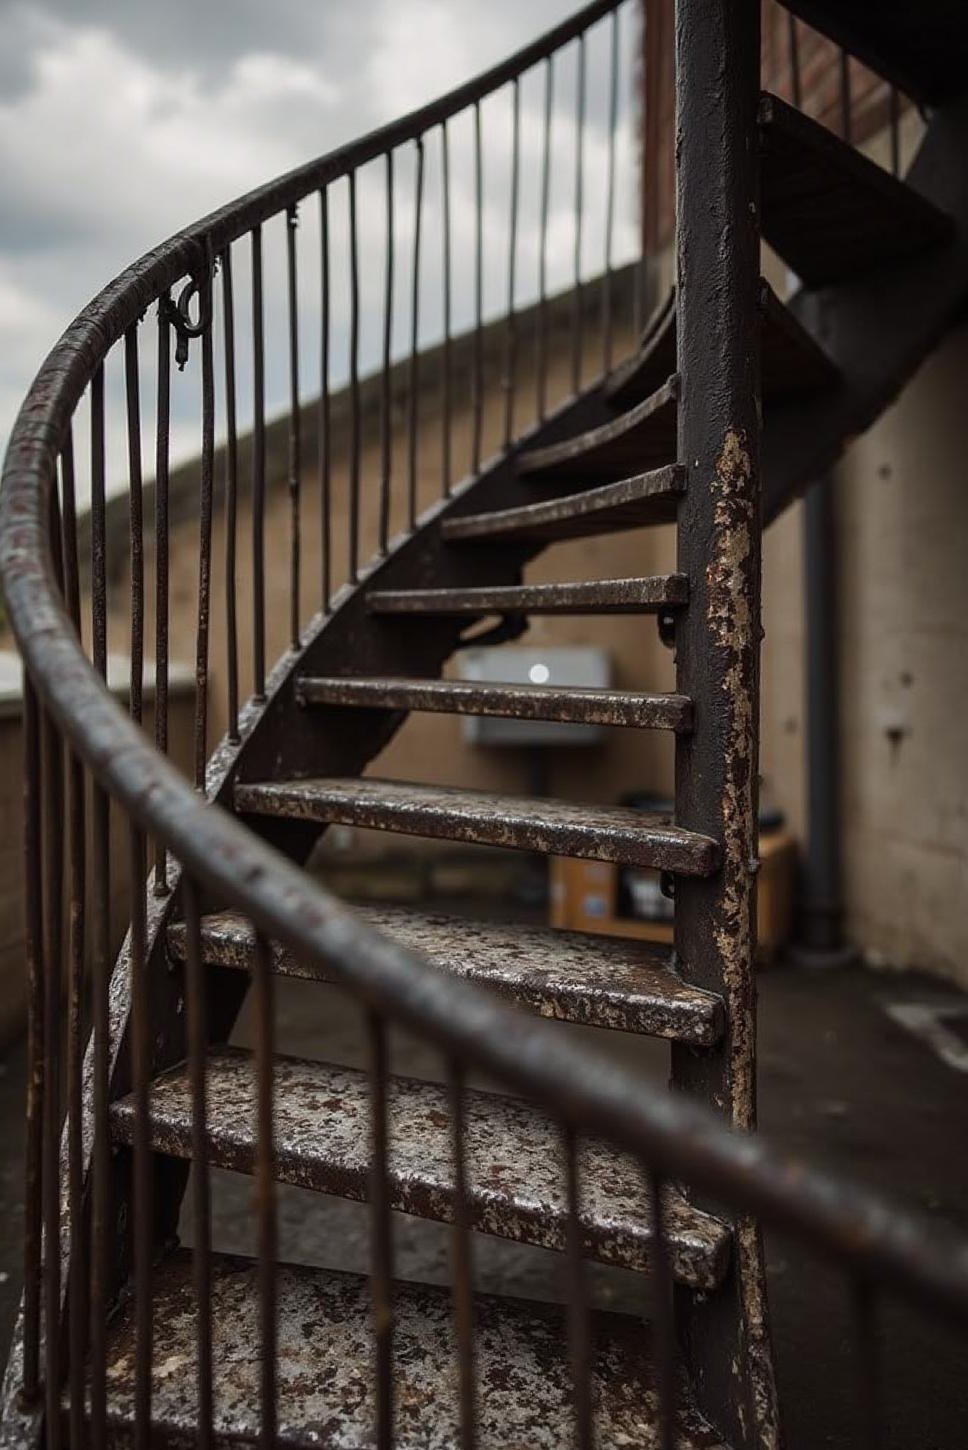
1, 9, 967, 1435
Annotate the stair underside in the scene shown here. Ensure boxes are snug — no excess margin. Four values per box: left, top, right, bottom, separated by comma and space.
86, 1251, 727, 1450
110, 1048, 730, 1287
441, 467, 686, 542
759, 92, 952, 287
234, 778, 720, 874
296, 674, 693, 732
780, 0, 967, 105
168, 907, 724, 1043
518, 377, 678, 482
605, 280, 840, 412
367, 575, 687, 616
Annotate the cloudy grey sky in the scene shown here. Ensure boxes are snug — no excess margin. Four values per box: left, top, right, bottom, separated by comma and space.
0, 0, 642, 479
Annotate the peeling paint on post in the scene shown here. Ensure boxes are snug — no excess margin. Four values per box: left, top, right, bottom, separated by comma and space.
670, 0, 779, 1446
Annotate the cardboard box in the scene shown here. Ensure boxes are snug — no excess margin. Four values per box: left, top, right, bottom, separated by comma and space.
549, 831, 797, 964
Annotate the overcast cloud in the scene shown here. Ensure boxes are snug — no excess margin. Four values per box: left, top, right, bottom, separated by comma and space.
0, 0, 642, 483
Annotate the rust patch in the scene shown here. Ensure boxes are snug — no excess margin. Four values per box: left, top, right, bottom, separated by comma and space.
705, 426, 759, 1133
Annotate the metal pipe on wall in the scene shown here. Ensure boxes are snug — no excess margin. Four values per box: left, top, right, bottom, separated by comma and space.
794, 474, 855, 966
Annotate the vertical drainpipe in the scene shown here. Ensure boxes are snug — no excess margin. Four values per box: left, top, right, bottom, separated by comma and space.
793, 473, 856, 966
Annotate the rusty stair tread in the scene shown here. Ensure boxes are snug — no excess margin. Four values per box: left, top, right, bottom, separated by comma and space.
169, 907, 723, 1043
88, 1250, 728, 1450
440, 466, 686, 541
605, 280, 840, 411
517, 375, 679, 481
295, 673, 693, 731
110, 1047, 731, 1288
759, 92, 953, 287
366, 575, 688, 616
234, 777, 721, 874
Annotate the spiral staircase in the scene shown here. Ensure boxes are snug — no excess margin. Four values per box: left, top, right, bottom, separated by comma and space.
2, 2, 968, 1449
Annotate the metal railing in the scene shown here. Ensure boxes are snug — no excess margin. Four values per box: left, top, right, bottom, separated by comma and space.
0, 1, 966, 1447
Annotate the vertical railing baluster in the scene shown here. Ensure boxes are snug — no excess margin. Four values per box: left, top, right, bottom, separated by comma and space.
889, 88, 901, 177
287, 205, 302, 644
602, 7, 619, 373
40, 469, 65, 1450
42, 692, 64, 1450
154, 295, 171, 891
564, 1127, 592, 1450
221, 249, 241, 744
348, 174, 362, 580
125, 326, 144, 728
839, 49, 852, 144
253, 931, 277, 1450
319, 188, 332, 611
369, 1010, 394, 1450
408, 137, 425, 532
647, 1171, 675, 1450
571, 31, 586, 395
130, 824, 151, 1450
853, 1279, 881, 1450
787, 13, 801, 110
380, 153, 394, 555
61, 433, 88, 1450
472, 102, 484, 475
537, 56, 554, 421
251, 226, 266, 699
441, 122, 453, 496
32, 484, 68, 1431
88, 362, 110, 1448
21, 668, 43, 1406
503, 78, 520, 449
195, 260, 215, 791
448, 1061, 475, 1450
183, 878, 212, 1450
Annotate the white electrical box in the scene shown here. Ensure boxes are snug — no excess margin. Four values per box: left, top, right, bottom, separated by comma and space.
458, 646, 610, 747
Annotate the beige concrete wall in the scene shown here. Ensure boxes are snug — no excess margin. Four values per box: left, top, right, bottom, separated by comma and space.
759, 325, 968, 986
836, 330, 968, 983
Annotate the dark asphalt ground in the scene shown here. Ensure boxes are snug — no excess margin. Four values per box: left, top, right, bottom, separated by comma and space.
0, 956, 966, 1448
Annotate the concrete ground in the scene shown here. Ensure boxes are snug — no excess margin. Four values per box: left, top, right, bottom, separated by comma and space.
0, 955, 966, 1448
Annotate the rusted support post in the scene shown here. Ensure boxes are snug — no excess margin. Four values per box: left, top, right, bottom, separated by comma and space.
670, 0, 779, 1445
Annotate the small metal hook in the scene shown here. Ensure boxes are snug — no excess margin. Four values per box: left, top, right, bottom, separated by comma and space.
163, 235, 214, 369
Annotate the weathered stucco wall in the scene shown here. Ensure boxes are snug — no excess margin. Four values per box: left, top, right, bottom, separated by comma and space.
758, 326, 968, 986
836, 329, 968, 982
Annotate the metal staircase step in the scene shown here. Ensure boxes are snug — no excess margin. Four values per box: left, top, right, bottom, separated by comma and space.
168, 907, 723, 1043
759, 92, 953, 287
440, 467, 685, 542
88, 1251, 728, 1450
366, 575, 688, 617
295, 673, 693, 731
110, 1048, 731, 1287
605, 280, 840, 411
234, 777, 720, 874
518, 375, 678, 481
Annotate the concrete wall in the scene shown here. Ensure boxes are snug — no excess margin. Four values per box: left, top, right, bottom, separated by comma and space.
835, 332, 968, 981
758, 327, 968, 988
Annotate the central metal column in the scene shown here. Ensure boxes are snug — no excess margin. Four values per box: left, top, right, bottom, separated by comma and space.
670, 0, 780, 1443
